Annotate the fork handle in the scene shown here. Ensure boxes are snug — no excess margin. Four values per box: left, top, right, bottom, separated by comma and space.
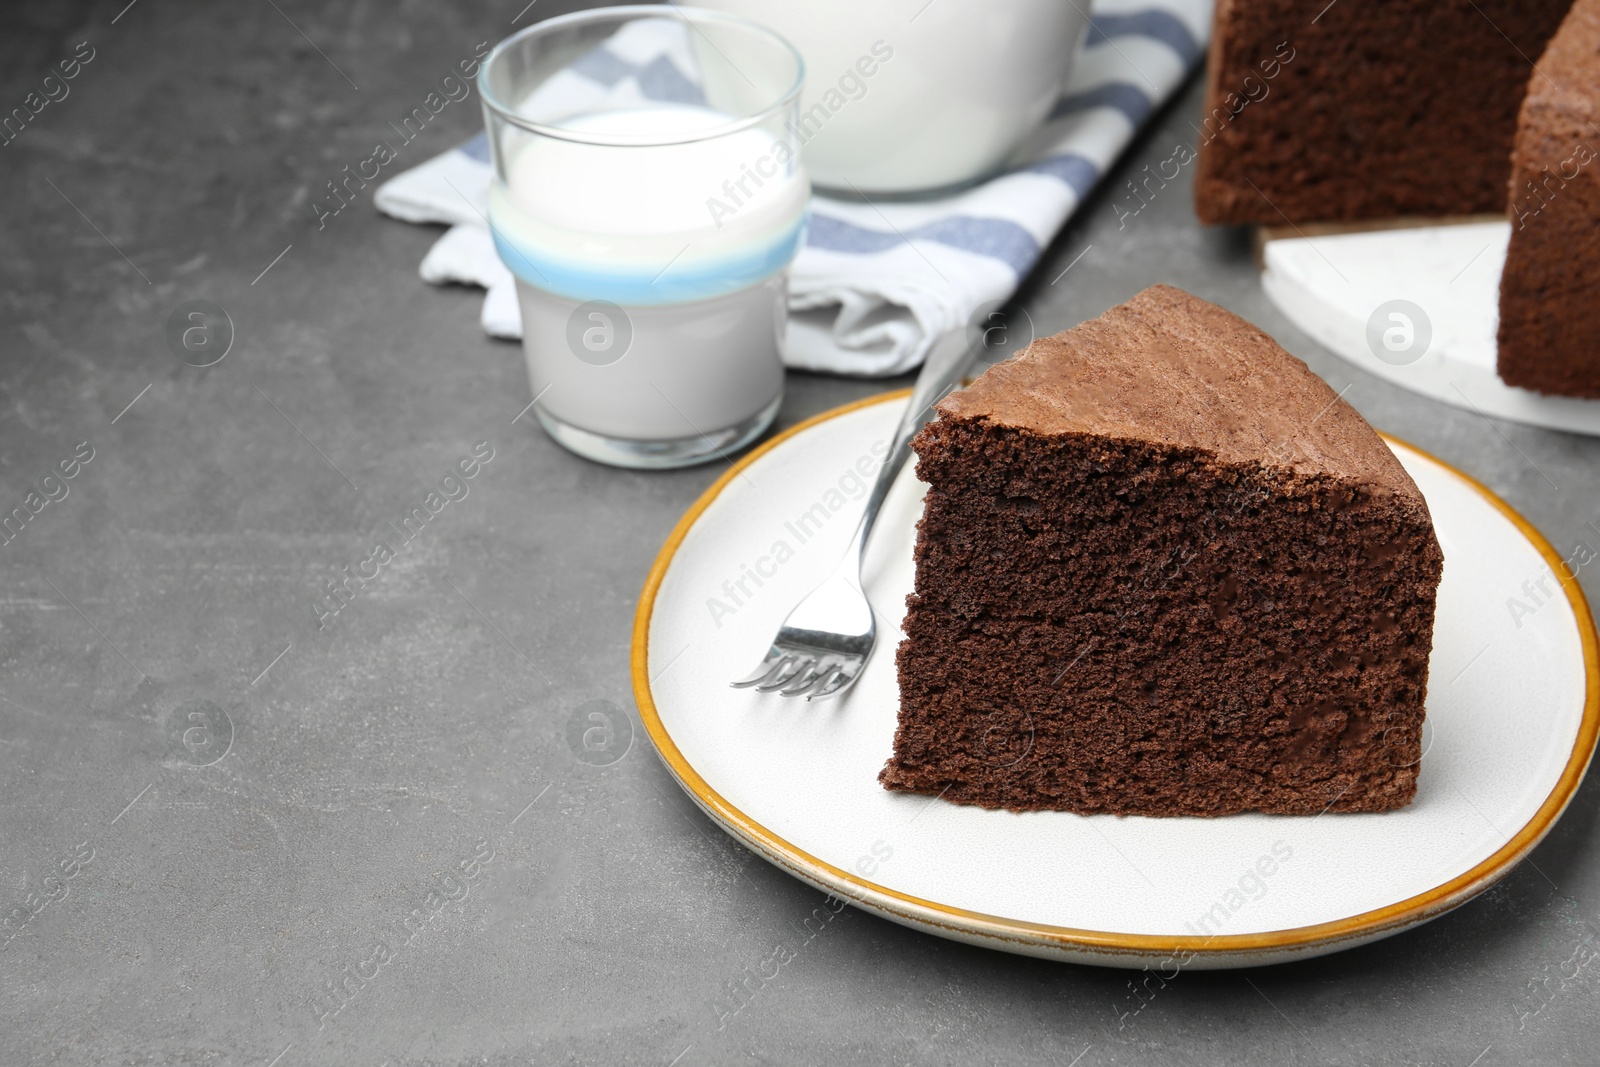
848, 327, 978, 564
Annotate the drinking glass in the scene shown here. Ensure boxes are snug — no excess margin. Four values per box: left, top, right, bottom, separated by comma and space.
479, 5, 807, 468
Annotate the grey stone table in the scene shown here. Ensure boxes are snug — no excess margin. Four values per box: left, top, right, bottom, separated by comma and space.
4, 2, 1599, 1064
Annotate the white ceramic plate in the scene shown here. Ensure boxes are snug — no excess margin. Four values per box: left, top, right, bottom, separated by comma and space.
632, 392, 1598, 969
1261, 220, 1600, 436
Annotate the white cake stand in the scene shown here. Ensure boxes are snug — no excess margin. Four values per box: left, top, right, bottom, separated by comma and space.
1260, 219, 1600, 437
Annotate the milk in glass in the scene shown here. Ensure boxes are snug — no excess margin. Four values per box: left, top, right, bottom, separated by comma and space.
488, 104, 808, 452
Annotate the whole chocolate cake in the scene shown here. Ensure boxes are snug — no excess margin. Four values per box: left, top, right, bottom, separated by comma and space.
1497, 0, 1600, 398
1194, 0, 1571, 225
880, 286, 1445, 816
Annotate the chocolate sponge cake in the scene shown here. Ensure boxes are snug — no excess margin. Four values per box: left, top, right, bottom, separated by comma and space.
1194, 0, 1570, 224
880, 286, 1444, 816
1497, 0, 1600, 397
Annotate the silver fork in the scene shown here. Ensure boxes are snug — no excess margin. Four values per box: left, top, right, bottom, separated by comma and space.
731, 328, 978, 700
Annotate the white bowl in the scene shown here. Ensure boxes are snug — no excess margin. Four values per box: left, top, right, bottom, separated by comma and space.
693, 0, 1090, 193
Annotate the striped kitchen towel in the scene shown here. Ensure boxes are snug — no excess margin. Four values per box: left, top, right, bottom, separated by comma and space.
375, 0, 1211, 376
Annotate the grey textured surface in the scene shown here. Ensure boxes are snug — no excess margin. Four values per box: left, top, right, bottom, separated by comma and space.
3, 1, 1599, 1065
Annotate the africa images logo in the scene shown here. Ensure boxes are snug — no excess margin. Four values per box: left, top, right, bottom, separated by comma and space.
566, 301, 633, 366
1365, 299, 1432, 367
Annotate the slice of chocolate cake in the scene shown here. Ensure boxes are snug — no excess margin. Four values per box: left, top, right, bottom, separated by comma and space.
1497, 0, 1600, 398
1194, 0, 1570, 224
881, 286, 1444, 816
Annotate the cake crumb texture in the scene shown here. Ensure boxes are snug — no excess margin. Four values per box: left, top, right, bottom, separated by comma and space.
1497, 0, 1600, 398
881, 286, 1445, 816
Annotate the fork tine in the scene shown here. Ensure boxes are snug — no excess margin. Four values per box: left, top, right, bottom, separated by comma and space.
792, 663, 839, 699
779, 660, 831, 697
730, 648, 787, 689
807, 664, 852, 701
755, 655, 810, 692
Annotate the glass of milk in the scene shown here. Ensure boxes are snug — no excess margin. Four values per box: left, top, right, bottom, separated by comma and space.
479, 7, 807, 468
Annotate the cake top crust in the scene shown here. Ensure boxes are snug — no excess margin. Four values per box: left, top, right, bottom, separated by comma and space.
938, 285, 1418, 495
